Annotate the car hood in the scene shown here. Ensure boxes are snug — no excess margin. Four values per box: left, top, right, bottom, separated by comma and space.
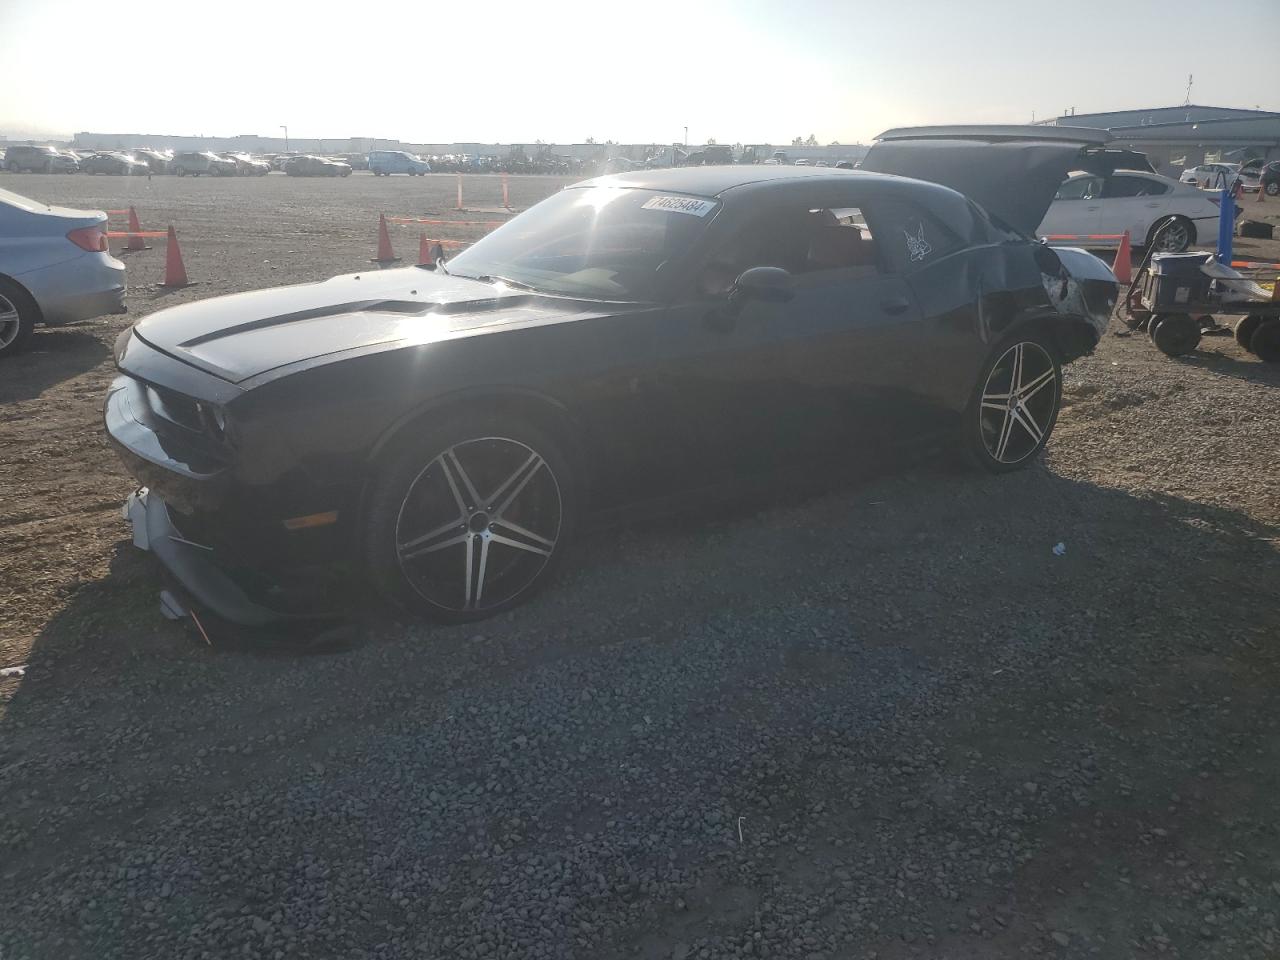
860, 135, 1105, 235
130, 267, 619, 384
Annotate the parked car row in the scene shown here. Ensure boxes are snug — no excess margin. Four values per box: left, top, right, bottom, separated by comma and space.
1, 146, 277, 177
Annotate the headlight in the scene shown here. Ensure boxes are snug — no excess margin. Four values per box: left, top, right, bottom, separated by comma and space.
197, 401, 229, 442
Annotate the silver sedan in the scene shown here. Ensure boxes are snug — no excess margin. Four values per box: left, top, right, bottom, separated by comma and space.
0, 187, 127, 358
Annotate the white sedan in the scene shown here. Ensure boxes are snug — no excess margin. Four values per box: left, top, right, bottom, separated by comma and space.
1039, 170, 1220, 254
1179, 163, 1240, 190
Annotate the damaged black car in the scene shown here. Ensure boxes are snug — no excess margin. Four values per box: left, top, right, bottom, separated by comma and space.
105, 126, 1119, 626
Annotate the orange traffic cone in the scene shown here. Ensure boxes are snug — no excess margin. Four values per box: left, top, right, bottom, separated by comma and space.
371, 214, 399, 264
159, 226, 190, 288
1112, 230, 1132, 284
126, 206, 149, 251
418, 233, 432, 266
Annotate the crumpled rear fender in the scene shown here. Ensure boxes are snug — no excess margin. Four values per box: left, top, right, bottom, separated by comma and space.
1039, 245, 1119, 357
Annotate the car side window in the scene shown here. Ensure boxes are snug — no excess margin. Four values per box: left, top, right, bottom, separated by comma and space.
695, 203, 882, 296
1055, 177, 1103, 201
866, 198, 964, 274
1105, 176, 1168, 198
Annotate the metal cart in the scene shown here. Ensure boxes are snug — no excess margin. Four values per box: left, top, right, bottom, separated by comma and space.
1117, 250, 1280, 361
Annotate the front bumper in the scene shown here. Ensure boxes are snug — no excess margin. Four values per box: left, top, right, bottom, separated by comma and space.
124, 488, 308, 626
107, 370, 350, 626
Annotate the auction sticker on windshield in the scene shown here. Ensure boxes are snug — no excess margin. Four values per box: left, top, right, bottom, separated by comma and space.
641, 196, 717, 216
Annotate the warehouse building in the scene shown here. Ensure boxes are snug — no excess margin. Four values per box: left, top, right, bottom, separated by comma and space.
1044, 105, 1280, 176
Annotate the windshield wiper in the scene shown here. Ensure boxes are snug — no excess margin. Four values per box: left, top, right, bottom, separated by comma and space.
474, 274, 542, 293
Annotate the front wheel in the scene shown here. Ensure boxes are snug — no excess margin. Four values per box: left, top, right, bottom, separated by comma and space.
1149, 313, 1200, 357
962, 334, 1062, 473
364, 413, 576, 622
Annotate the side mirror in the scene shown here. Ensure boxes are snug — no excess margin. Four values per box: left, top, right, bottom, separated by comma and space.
730, 266, 793, 304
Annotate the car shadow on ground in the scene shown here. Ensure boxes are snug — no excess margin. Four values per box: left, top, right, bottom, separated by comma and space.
0, 326, 110, 403
1, 468, 1277, 957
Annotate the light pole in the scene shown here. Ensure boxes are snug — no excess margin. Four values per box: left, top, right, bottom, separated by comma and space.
683, 126, 688, 146
280, 125, 289, 152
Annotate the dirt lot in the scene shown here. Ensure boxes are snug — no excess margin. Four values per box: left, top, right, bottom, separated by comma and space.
1, 172, 1278, 960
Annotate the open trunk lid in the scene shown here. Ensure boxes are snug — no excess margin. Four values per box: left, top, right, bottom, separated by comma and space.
860, 125, 1115, 236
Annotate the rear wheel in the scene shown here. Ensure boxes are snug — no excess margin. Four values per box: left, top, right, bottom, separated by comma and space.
1266, 181, 1279, 197
1235, 315, 1264, 354
1250, 320, 1280, 363
0, 279, 38, 359
962, 334, 1061, 473
1148, 217, 1193, 254
365, 412, 576, 622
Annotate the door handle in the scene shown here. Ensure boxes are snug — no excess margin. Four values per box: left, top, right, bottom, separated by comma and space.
880, 297, 910, 315
1086, 205, 1100, 211
1145, 202, 1161, 208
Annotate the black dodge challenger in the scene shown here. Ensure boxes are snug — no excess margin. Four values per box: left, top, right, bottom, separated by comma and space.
106, 127, 1119, 626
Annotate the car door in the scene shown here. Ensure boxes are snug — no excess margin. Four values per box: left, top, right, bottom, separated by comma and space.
1038, 175, 1104, 242
1098, 174, 1171, 245
657, 182, 926, 479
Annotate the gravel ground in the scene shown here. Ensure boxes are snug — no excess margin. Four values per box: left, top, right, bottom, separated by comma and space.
1, 173, 1278, 959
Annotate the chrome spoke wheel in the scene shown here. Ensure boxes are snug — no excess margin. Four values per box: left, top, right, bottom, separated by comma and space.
978, 341, 1058, 465
1153, 221, 1189, 253
0, 295, 21, 350
394, 437, 562, 613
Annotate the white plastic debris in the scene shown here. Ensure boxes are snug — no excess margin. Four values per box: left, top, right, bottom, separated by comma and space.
1200, 258, 1270, 301
1, 664, 27, 678
1052, 542, 1067, 556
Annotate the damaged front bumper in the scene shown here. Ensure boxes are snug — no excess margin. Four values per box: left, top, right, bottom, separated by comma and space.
123, 488, 312, 627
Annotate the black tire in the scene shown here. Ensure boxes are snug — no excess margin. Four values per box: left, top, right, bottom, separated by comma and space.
1235, 315, 1264, 354
1149, 313, 1201, 357
961, 330, 1062, 473
364, 411, 576, 622
1147, 217, 1194, 254
0, 278, 39, 359
3, 160, 16, 173
1266, 181, 1279, 197
1250, 320, 1280, 363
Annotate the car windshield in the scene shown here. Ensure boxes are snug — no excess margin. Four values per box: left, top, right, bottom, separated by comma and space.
445, 186, 718, 301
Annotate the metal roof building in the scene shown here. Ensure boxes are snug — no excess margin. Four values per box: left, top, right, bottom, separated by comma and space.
1043, 105, 1280, 175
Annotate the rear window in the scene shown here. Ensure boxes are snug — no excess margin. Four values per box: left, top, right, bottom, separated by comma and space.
1106, 176, 1168, 198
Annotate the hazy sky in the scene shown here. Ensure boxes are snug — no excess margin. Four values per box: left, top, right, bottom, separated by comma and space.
2, 0, 1277, 145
